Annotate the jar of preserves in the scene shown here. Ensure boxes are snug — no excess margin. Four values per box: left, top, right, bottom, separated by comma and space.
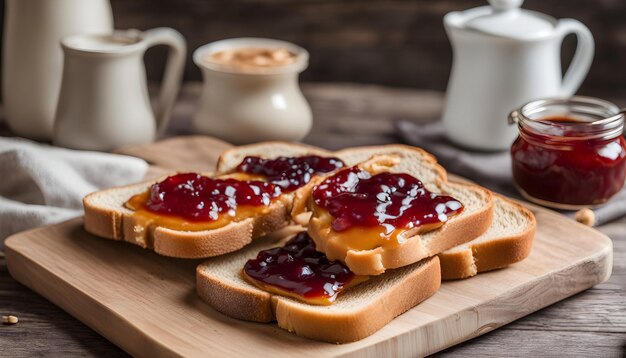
510, 96, 626, 210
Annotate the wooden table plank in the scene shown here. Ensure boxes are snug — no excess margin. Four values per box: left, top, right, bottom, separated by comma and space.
439, 330, 626, 357
1, 82, 625, 357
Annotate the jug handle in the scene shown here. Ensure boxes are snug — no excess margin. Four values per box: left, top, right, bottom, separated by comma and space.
556, 19, 594, 96
143, 28, 187, 137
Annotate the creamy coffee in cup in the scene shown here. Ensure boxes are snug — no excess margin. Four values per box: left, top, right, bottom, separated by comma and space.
207, 47, 298, 71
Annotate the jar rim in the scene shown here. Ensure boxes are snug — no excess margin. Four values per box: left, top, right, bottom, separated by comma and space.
511, 96, 625, 140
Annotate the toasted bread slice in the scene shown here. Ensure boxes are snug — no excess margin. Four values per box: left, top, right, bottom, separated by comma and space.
83, 175, 290, 259
196, 230, 441, 343
304, 145, 493, 276
84, 143, 344, 259
438, 194, 536, 279
336, 145, 535, 279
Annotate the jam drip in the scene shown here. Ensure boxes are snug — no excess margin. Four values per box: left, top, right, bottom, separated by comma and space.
145, 173, 281, 221
235, 155, 345, 192
312, 167, 464, 233
243, 232, 364, 305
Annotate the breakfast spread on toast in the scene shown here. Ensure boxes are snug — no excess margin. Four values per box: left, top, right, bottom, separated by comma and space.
234, 155, 345, 191
243, 231, 367, 305
309, 165, 464, 255
125, 173, 282, 230
196, 230, 441, 343
83, 142, 536, 343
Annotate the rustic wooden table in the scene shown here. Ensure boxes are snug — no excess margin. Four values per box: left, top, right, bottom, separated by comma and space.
1, 83, 625, 357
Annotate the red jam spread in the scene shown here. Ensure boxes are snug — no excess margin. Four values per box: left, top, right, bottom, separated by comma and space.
235, 155, 345, 192
125, 173, 281, 232
144, 173, 280, 220
512, 116, 626, 207
312, 167, 464, 233
243, 232, 367, 305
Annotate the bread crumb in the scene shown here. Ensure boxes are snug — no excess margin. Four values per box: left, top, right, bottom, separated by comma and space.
575, 208, 595, 227
2, 315, 18, 325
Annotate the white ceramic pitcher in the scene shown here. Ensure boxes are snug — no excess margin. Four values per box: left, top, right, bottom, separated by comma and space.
53, 29, 186, 151
2, 0, 113, 140
192, 38, 312, 144
442, 0, 594, 150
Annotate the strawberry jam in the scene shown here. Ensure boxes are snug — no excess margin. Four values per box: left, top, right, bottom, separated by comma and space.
235, 155, 345, 192
243, 232, 366, 305
312, 167, 464, 233
511, 111, 626, 208
142, 173, 281, 221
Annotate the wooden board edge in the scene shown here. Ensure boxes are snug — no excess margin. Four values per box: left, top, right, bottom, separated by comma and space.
4, 238, 180, 358
338, 238, 613, 357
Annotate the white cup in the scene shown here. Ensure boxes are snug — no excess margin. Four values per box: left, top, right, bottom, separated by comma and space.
192, 38, 312, 144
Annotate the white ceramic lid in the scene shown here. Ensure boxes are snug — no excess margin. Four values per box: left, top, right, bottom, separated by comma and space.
465, 0, 556, 40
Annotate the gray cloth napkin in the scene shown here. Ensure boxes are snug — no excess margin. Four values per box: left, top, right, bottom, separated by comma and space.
0, 137, 148, 246
395, 119, 626, 226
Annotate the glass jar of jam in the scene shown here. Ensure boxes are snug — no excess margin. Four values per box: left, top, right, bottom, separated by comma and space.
509, 96, 626, 210
510, 96, 626, 210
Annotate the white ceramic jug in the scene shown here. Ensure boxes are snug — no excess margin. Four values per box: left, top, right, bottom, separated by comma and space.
53, 29, 186, 151
442, 0, 594, 150
2, 0, 113, 140
192, 38, 312, 144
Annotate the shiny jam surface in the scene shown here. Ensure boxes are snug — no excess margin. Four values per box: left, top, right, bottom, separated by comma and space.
243, 232, 367, 305
512, 116, 626, 206
235, 155, 345, 192
125, 173, 281, 230
311, 167, 464, 248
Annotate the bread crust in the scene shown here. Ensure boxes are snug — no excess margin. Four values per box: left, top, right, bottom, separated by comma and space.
438, 195, 536, 280
197, 253, 441, 343
83, 176, 292, 259
83, 194, 123, 240
273, 257, 440, 343
197, 266, 274, 322
83, 180, 151, 242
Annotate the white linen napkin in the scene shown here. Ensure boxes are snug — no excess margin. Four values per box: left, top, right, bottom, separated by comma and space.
395, 120, 626, 226
0, 137, 148, 245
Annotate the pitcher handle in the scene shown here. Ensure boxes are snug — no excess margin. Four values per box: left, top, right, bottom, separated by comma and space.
556, 19, 594, 97
143, 28, 186, 136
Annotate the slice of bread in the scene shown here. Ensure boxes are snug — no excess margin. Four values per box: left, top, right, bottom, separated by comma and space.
304, 145, 494, 276
438, 194, 536, 280
196, 230, 441, 343
83, 175, 291, 259
84, 142, 344, 259
334, 145, 536, 278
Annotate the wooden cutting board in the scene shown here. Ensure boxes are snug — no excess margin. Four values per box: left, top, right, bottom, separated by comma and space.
5, 136, 613, 357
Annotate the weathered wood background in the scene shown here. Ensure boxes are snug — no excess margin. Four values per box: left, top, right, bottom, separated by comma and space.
2, 0, 624, 96
106, 0, 625, 97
